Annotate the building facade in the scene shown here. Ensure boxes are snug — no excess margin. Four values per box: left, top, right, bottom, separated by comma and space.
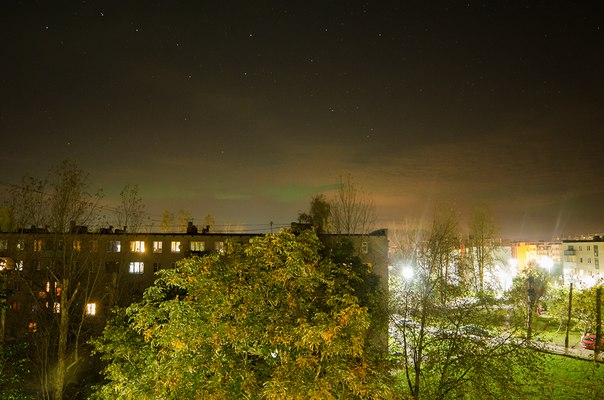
562, 236, 603, 287
0, 224, 389, 340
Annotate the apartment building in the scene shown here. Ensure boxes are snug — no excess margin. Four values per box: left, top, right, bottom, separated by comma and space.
562, 236, 603, 287
0, 223, 388, 340
510, 241, 562, 274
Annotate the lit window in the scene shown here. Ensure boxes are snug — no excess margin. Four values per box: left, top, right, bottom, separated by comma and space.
129, 262, 144, 274
28, 322, 37, 333
73, 240, 81, 251
153, 241, 163, 253
86, 303, 96, 316
54, 303, 61, 313
171, 241, 181, 253
190, 241, 205, 251
16, 260, 23, 271
130, 241, 146, 253
34, 240, 44, 252
17, 240, 25, 251
215, 241, 224, 253
108, 241, 121, 252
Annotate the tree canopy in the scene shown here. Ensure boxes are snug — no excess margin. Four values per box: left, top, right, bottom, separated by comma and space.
92, 230, 395, 399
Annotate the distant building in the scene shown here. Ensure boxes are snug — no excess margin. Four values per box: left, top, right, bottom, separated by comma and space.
562, 236, 603, 287
510, 241, 562, 274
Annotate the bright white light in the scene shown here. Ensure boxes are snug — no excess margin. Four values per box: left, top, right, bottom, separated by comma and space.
401, 266, 414, 280
538, 256, 554, 271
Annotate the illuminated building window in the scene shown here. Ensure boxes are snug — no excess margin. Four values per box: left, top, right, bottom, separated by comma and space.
17, 240, 25, 251
153, 241, 163, 253
129, 262, 144, 274
86, 303, 96, 316
16, 260, 23, 271
28, 322, 37, 333
73, 240, 81, 251
54, 303, 61, 313
108, 241, 121, 252
130, 241, 146, 253
46, 281, 51, 292
34, 239, 44, 252
171, 241, 181, 253
215, 241, 224, 254
190, 241, 205, 251
90, 240, 99, 252
0, 240, 7, 251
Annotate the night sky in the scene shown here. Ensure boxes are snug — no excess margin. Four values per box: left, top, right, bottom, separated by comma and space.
1, 1, 603, 240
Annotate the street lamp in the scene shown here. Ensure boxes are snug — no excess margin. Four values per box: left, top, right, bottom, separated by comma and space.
401, 265, 414, 280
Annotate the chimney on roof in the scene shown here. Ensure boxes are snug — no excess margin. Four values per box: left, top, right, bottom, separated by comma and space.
187, 221, 198, 234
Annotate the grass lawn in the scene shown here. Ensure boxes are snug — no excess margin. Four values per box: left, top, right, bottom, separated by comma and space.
525, 354, 604, 399
529, 315, 584, 347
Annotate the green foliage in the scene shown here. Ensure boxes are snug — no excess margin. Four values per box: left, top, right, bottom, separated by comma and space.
92, 230, 395, 399
0, 343, 34, 400
573, 285, 603, 333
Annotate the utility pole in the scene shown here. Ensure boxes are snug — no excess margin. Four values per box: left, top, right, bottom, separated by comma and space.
596, 287, 602, 361
565, 283, 573, 354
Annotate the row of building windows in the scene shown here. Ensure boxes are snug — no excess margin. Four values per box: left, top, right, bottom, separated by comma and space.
0, 239, 224, 254
566, 244, 599, 253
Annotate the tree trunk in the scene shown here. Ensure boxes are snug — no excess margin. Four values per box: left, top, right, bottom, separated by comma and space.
54, 278, 69, 400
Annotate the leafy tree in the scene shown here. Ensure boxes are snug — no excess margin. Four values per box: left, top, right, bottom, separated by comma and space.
507, 263, 550, 342
92, 230, 396, 399
573, 284, 604, 335
0, 343, 34, 399
390, 208, 543, 400
298, 194, 331, 234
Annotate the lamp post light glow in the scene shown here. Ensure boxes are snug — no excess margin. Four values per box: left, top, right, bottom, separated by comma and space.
538, 256, 554, 274
401, 265, 414, 280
